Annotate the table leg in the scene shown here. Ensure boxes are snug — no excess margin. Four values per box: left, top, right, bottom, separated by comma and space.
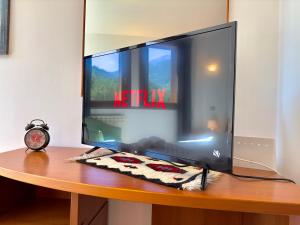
70, 193, 108, 225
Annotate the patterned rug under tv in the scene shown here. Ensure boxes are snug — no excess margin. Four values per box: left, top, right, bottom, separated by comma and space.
77, 149, 221, 191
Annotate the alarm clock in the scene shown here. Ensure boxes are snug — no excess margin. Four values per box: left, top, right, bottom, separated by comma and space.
24, 119, 50, 151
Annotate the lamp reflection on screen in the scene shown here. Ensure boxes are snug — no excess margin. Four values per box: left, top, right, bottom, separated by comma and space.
206, 63, 219, 74
207, 119, 219, 131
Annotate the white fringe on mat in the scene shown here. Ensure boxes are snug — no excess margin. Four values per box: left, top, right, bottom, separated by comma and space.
182, 171, 221, 191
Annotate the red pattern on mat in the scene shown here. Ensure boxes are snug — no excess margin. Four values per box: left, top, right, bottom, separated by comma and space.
146, 163, 186, 174
111, 156, 143, 164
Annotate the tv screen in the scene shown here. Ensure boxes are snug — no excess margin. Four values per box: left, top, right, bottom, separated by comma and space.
82, 22, 236, 173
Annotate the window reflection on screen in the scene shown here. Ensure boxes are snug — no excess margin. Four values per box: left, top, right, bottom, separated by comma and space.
148, 47, 176, 103
90, 53, 121, 101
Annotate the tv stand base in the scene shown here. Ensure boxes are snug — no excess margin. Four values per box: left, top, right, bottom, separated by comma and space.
84, 146, 100, 154
200, 168, 209, 191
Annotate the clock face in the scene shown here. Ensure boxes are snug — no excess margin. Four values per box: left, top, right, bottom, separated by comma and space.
25, 128, 48, 150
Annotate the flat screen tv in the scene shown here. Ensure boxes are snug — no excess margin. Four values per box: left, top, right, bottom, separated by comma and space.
82, 22, 237, 174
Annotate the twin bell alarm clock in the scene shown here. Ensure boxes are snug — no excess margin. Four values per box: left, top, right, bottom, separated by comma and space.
24, 119, 50, 151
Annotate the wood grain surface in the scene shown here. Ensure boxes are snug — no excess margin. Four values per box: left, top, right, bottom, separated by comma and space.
0, 198, 69, 225
0, 147, 299, 215
152, 205, 295, 225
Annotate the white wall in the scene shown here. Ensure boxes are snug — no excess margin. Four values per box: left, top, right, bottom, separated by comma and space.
229, 0, 300, 184
230, 0, 279, 138
86, 0, 227, 37
0, 0, 84, 151
85, 0, 227, 55
109, 200, 152, 225
277, 0, 300, 183
85, 33, 151, 56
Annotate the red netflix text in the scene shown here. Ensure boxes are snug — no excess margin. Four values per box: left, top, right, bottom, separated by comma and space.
114, 89, 166, 109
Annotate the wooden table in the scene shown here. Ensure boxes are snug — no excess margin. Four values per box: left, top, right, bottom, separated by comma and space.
0, 147, 299, 225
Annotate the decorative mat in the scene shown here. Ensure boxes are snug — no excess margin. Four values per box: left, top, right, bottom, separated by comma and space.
76, 150, 221, 191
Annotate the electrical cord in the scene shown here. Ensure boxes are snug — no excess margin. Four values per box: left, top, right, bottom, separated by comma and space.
232, 156, 296, 184
234, 156, 280, 174
167, 157, 295, 183
231, 172, 296, 184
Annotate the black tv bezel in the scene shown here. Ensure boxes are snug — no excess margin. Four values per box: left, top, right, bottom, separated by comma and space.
82, 21, 237, 174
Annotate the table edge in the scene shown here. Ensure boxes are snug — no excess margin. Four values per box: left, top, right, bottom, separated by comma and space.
0, 166, 300, 216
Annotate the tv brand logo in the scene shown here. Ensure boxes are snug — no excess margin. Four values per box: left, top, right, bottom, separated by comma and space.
114, 89, 166, 109
213, 149, 220, 158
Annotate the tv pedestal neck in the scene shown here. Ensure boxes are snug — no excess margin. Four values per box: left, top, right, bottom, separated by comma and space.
201, 168, 209, 190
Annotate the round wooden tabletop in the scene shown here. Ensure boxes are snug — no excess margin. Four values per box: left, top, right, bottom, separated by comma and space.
0, 147, 299, 215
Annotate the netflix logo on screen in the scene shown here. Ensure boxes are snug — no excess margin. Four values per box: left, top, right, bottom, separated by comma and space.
114, 89, 166, 109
